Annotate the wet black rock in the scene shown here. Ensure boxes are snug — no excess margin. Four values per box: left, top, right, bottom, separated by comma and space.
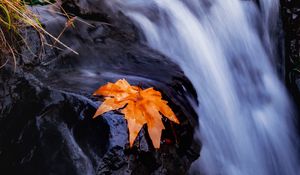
281, 0, 300, 107
280, 0, 300, 135
0, 1, 200, 175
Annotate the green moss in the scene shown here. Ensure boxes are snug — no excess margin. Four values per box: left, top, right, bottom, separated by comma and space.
25, 0, 56, 6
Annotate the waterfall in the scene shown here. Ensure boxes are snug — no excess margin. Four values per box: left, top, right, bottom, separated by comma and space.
109, 0, 300, 174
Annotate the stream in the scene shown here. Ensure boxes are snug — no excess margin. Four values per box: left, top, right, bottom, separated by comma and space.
1, 0, 299, 174
110, 0, 300, 174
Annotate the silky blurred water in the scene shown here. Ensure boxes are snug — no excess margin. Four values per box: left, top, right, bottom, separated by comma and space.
108, 0, 300, 174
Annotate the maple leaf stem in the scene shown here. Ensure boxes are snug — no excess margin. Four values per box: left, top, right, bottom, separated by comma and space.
170, 122, 179, 145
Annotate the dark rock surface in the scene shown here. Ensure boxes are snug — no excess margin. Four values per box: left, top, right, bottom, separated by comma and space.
281, 0, 300, 108
280, 0, 300, 133
0, 1, 200, 175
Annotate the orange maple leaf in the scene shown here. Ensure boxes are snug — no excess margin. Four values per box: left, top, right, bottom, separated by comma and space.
93, 79, 180, 148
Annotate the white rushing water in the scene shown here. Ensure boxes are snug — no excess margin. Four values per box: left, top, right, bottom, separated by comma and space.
108, 0, 300, 174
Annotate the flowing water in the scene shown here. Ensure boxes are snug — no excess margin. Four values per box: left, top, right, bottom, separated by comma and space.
107, 0, 300, 174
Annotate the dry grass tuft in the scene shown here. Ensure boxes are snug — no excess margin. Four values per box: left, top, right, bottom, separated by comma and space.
0, 0, 77, 70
